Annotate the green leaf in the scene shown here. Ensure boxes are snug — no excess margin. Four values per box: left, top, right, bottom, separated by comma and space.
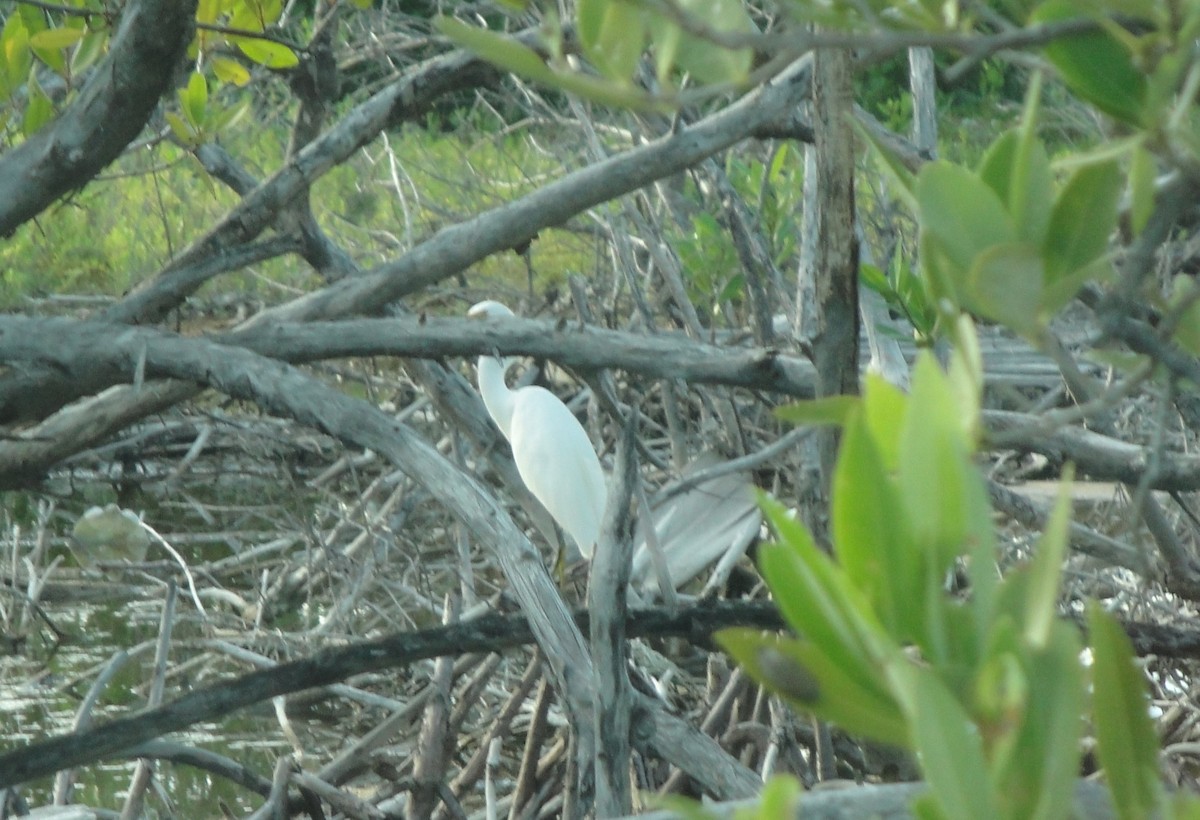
180, 71, 208, 127
973, 630, 1026, 770
909, 669, 1000, 818
767, 143, 791, 184
1129, 145, 1156, 237
719, 630, 909, 747
946, 315, 984, 443
918, 162, 1017, 270
1033, 0, 1148, 126
673, 0, 753, 85
16, 6, 46, 35
750, 776, 802, 820
1005, 624, 1085, 820
29, 26, 85, 52
234, 36, 299, 69
861, 372, 908, 472
965, 242, 1045, 337
917, 161, 1017, 284
0, 16, 32, 100
1043, 159, 1120, 285
1022, 465, 1072, 649
645, 12, 681, 86
644, 0, 753, 87
165, 111, 199, 146
437, 18, 550, 78
212, 56, 251, 86
69, 29, 106, 75
758, 497, 895, 687
578, 0, 645, 82
1166, 792, 1200, 819
437, 17, 662, 110
197, 0, 221, 24
860, 262, 892, 298
832, 409, 914, 638
775, 395, 858, 427
29, 27, 70, 75
978, 130, 1053, 245
1170, 278, 1200, 357
22, 72, 53, 135
898, 355, 974, 573
1088, 603, 1163, 820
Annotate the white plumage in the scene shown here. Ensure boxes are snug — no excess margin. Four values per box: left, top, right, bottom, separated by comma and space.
468, 300, 607, 558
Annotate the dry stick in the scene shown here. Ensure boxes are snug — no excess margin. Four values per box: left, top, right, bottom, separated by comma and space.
435, 782, 468, 820
659, 668, 748, 795
0, 320, 600, 784
986, 480, 1141, 570
411, 595, 461, 819
292, 770, 388, 820
635, 478, 678, 608
274, 464, 410, 604
120, 581, 178, 819
0, 44, 815, 483
441, 654, 542, 818
318, 654, 486, 786
205, 641, 409, 712
447, 653, 505, 735
247, 756, 294, 820
52, 649, 133, 805
450, 432, 480, 610
1037, 325, 1200, 594
510, 675, 555, 820
639, 678, 762, 798
589, 416, 640, 818
0, 315, 821, 489
0, 601, 781, 792
486, 736, 503, 820
138, 521, 208, 619
118, 739, 272, 797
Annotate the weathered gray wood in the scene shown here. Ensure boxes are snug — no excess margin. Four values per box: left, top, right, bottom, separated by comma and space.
0, 0, 196, 237
623, 780, 1115, 819
589, 420, 639, 817
803, 46, 860, 482
908, 47, 938, 157
0, 318, 600, 787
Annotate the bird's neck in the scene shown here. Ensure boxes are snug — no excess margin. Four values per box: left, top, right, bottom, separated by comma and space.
477, 355, 517, 440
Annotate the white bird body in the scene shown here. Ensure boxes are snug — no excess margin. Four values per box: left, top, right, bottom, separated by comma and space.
469, 301, 607, 558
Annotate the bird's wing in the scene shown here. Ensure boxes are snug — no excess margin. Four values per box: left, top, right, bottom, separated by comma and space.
509, 386, 606, 557
631, 457, 761, 597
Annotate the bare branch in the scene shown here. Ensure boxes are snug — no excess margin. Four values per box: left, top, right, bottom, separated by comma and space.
0, 0, 196, 236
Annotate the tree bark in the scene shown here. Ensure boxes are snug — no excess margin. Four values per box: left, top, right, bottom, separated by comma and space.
807, 47, 860, 482
0, 0, 196, 237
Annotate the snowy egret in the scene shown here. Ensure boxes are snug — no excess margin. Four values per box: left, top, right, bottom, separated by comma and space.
70, 504, 151, 567
468, 300, 607, 558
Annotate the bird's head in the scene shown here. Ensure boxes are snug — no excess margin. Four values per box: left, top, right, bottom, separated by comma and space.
467, 300, 515, 321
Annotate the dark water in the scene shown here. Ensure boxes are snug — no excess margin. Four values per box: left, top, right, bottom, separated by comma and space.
2, 594, 292, 816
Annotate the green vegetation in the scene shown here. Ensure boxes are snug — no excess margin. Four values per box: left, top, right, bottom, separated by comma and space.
4, 0, 1200, 815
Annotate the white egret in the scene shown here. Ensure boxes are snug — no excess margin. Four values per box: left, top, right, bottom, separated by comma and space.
468, 300, 607, 558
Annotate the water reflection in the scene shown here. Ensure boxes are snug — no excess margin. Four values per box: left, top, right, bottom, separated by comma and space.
1, 595, 290, 815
